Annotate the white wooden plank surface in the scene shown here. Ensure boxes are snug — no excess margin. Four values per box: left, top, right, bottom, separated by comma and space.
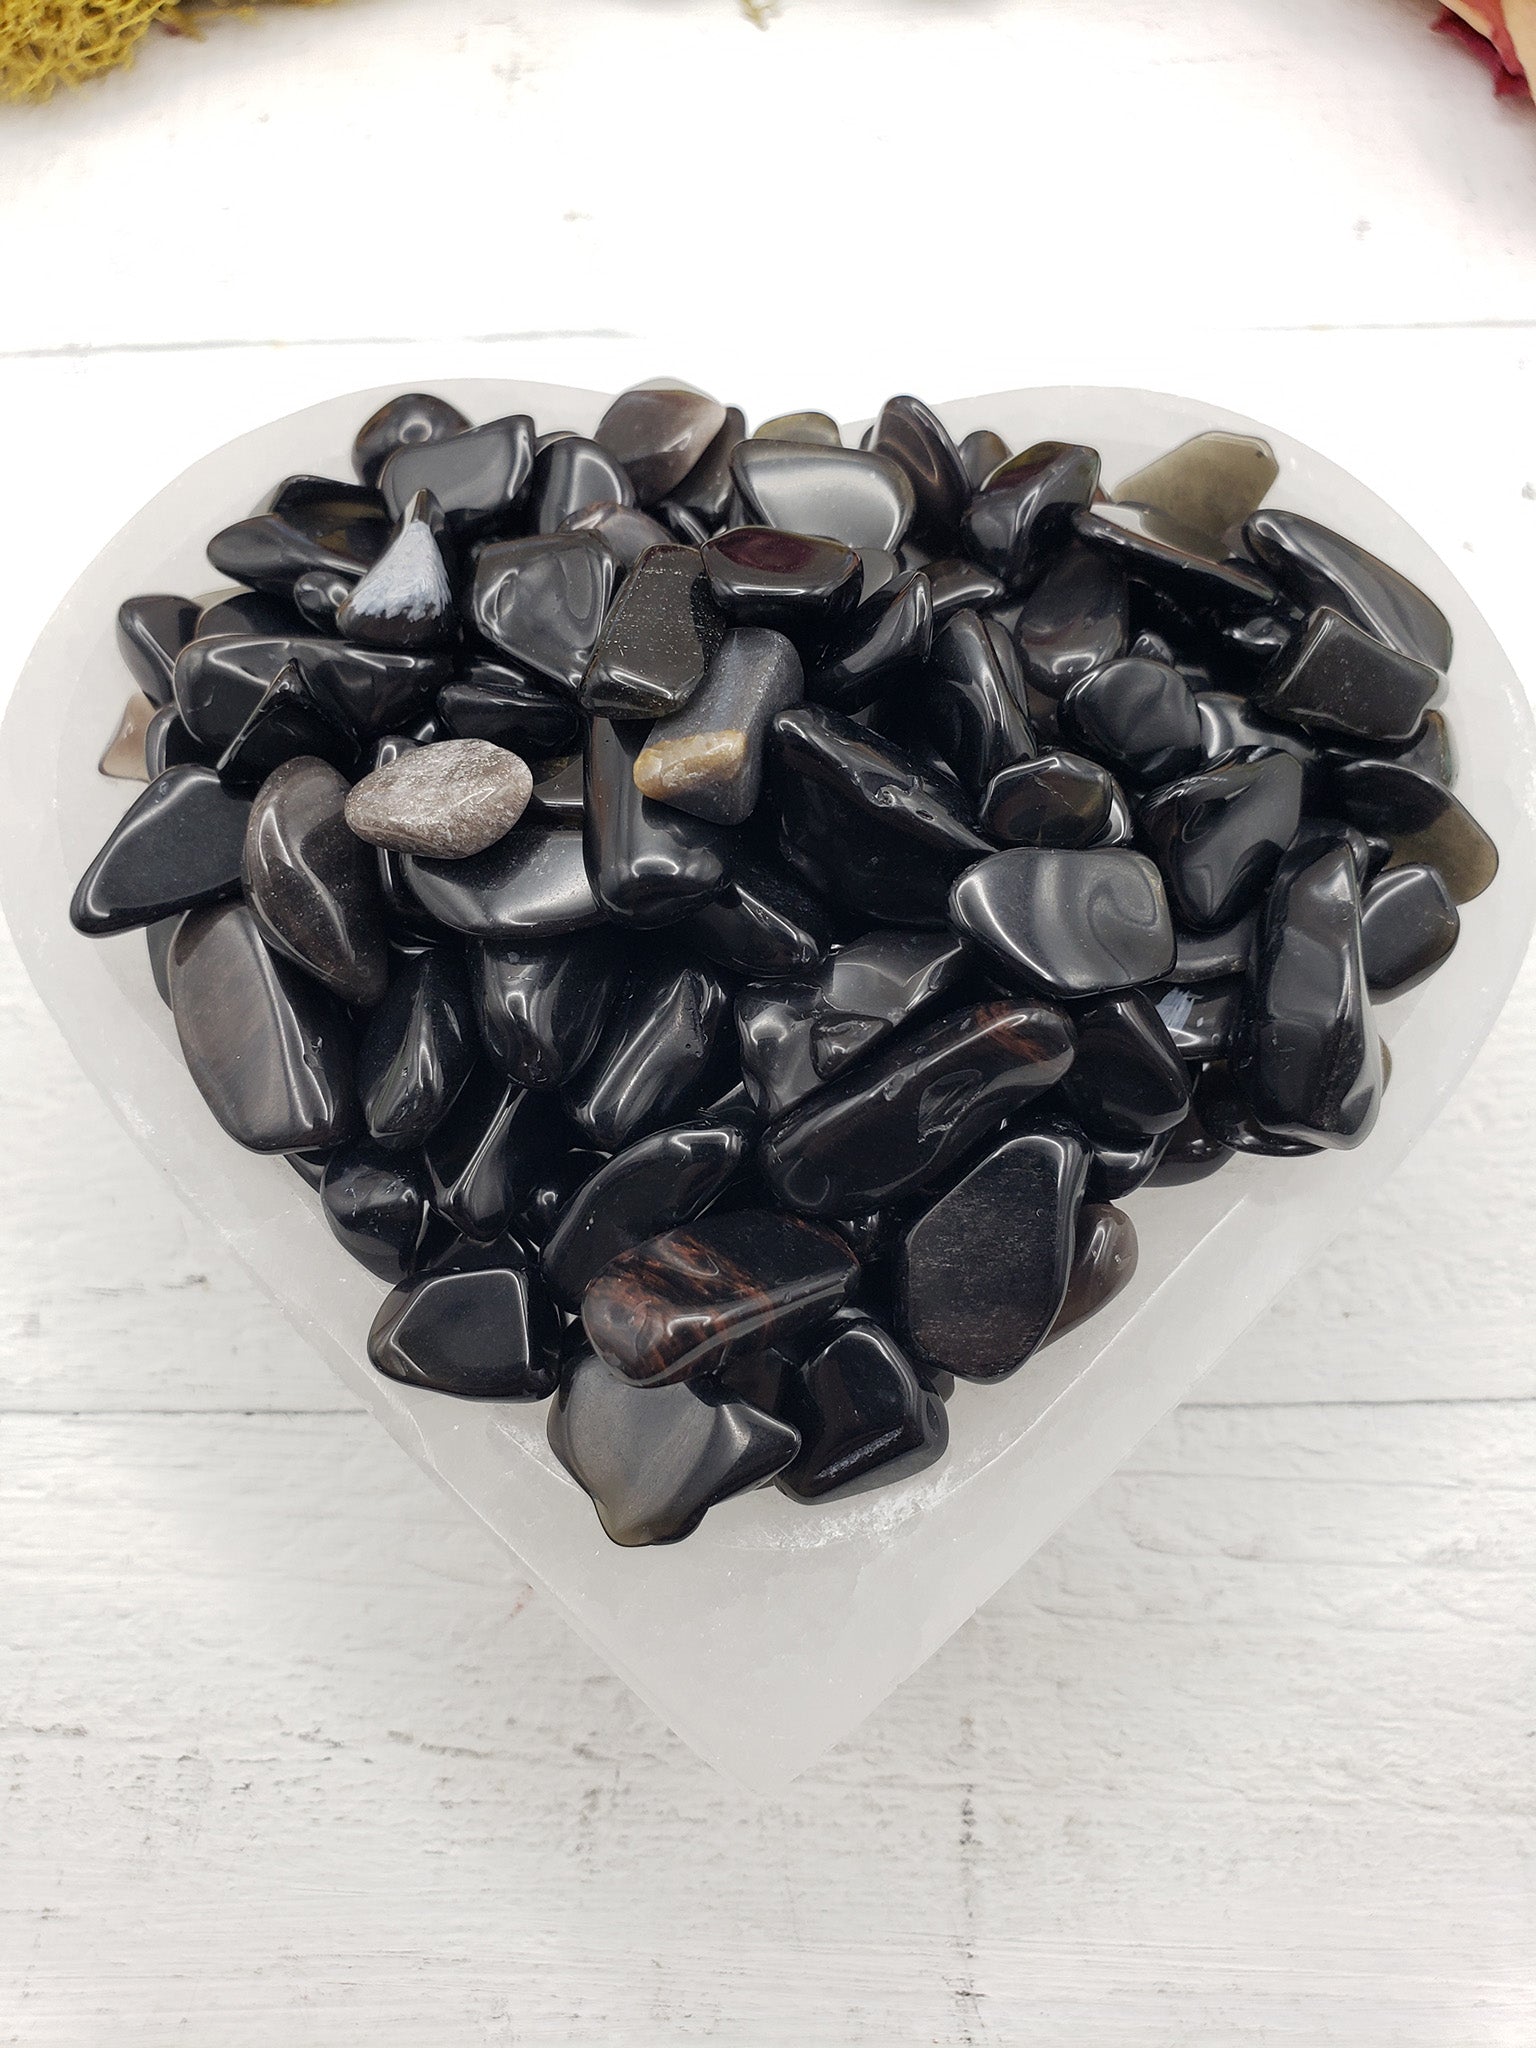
2, 0, 1536, 2037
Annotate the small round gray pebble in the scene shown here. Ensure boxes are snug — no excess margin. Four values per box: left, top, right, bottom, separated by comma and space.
344, 738, 534, 859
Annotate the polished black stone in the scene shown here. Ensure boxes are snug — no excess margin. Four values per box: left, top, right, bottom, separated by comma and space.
923, 608, 1036, 798
958, 428, 1010, 489
469, 533, 616, 697
1256, 607, 1439, 745
1195, 689, 1320, 771
806, 570, 934, 712
949, 848, 1175, 997
436, 660, 581, 756
559, 500, 675, 571
1385, 708, 1455, 786
70, 764, 251, 935
564, 954, 732, 1151
241, 755, 388, 1005
776, 1314, 947, 1502
583, 714, 732, 926
924, 556, 1007, 622
285, 1145, 333, 1190
1171, 910, 1258, 983
195, 588, 302, 640
529, 434, 635, 533
897, 1127, 1088, 1382
869, 394, 971, 540
117, 594, 200, 707
594, 387, 729, 506
146, 913, 180, 1004
760, 998, 1074, 1215
1359, 863, 1460, 992
369, 1237, 561, 1400
542, 1112, 753, 1307
734, 930, 968, 1119
979, 750, 1115, 848
474, 929, 627, 1090
961, 442, 1099, 588
214, 660, 361, 788
701, 526, 862, 632
517, 1143, 609, 1249
684, 851, 832, 978
661, 405, 746, 535
630, 626, 802, 827
548, 1351, 799, 1546
422, 1064, 567, 1240
1329, 757, 1498, 904
208, 477, 388, 596
1059, 990, 1191, 1140
320, 1140, 453, 1282
1149, 977, 1242, 1058
1011, 543, 1130, 697
364, 735, 445, 940
357, 948, 478, 1148
1085, 1127, 1170, 1201
173, 633, 445, 752
167, 901, 357, 1151
1050, 1201, 1137, 1339
1232, 843, 1382, 1149
581, 1208, 858, 1387
580, 544, 726, 718
1193, 1062, 1321, 1158
1072, 504, 1281, 623
352, 392, 471, 489
1138, 752, 1305, 931
288, 634, 447, 738
731, 441, 916, 554
291, 567, 358, 633
336, 488, 457, 652
1154, 1095, 1235, 1178
379, 413, 535, 537
403, 824, 603, 940
1243, 508, 1453, 669
144, 705, 214, 778
527, 751, 586, 824
1094, 786, 1136, 846
771, 703, 990, 926
1286, 817, 1382, 890
1061, 656, 1202, 787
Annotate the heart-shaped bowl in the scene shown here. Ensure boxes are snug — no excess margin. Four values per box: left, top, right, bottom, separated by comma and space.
4, 381, 1533, 1790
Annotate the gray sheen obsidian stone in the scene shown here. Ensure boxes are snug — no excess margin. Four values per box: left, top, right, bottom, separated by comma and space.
470, 534, 617, 695
473, 929, 627, 1090
949, 848, 1175, 997
356, 949, 478, 1148
369, 1238, 561, 1400
1137, 752, 1305, 932
1243, 508, 1453, 670
776, 1314, 948, 1502
70, 765, 251, 935
753, 412, 843, 446
594, 387, 729, 506
662, 406, 745, 534
580, 544, 727, 719
117, 594, 200, 706
167, 901, 357, 1151
1359, 863, 1460, 992
631, 627, 803, 825
352, 392, 471, 489
1255, 608, 1439, 744
898, 1128, 1088, 1382
730, 441, 916, 554
241, 756, 389, 1006
958, 428, 1011, 488
925, 557, 1007, 621
337, 489, 457, 652
1329, 758, 1497, 904
979, 750, 1115, 848
378, 414, 534, 536
563, 954, 732, 1150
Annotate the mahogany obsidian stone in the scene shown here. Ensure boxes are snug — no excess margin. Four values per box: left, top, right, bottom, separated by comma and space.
336, 489, 457, 652
1255, 608, 1439, 745
117, 594, 200, 706
403, 825, 603, 939
1012, 544, 1130, 697
1233, 843, 1383, 1150
897, 1127, 1088, 1382
771, 703, 991, 926
1359, 863, 1460, 992
731, 441, 917, 555
775, 1313, 948, 1502
580, 1208, 858, 1387
560, 500, 675, 571
529, 434, 635, 533
1050, 1201, 1137, 1339
805, 570, 934, 712
759, 998, 1075, 1216
70, 765, 251, 935
167, 901, 357, 1152
470, 534, 617, 696
701, 526, 862, 631
1329, 758, 1498, 904
949, 848, 1175, 998
594, 387, 729, 506
541, 1112, 754, 1307
352, 392, 471, 489
548, 1353, 800, 1547
319, 1140, 453, 1283
583, 714, 732, 925
868, 394, 971, 540
437, 662, 581, 757
734, 930, 968, 1119
631, 627, 803, 827
473, 929, 627, 1090
961, 442, 1100, 588
241, 756, 388, 1006
580, 544, 727, 719
1137, 752, 1306, 932
368, 1238, 561, 1400
1243, 508, 1453, 670
924, 608, 1036, 798
422, 1065, 567, 1241
564, 954, 732, 1150
1061, 656, 1202, 788
1058, 990, 1192, 1141
379, 413, 534, 536
1150, 978, 1242, 1059
979, 750, 1116, 848
683, 852, 832, 979
356, 948, 478, 1148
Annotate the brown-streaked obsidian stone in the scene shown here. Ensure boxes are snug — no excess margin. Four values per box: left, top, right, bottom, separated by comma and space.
470, 533, 617, 696
422, 1065, 567, 1241
336, 488, 457, 652
474, 928, 627, 1091
378, 413, 534, 536
683, 851, 832, 979
962, 442, 1100, 589
1138, 752, 1306, 932
1049, 1201, 1138, 1338
242, 756, 389, 1006
559, 500, 675, 572
583, 714, 732, 925
898, 1127, 1088, 1382
1059, 990, 1191, 1141
1061, 655, 1203, 788
594, 386, 729, 506
564, 954, 732, 1151
949, 847, 1175, 998
402, 824, 603, 940
117, 594, 200, 706
1359, 863, 1460, 992
529, 435, 635, 533
542, 1111, 754, 1307
369, 1237, 561, 1400
167, 901, 357, 1152
581, 1208, 858, 1387
70, 764, 251, 935
548, 1352, 800, 1547
352, 392, 471, 489
1243, 507, 1453, 670
319, 1140, 455, 1282
805, 569, 934, 712
356, 949, 478, 1149
1150, 978, 1242, 1059
731, 441, 917, 554
1012, 543, 1130, 697
958, 427, 1011, 488
581, 544, 727, 719
701, 526, 862, 632
1329, 757, 1498, 904
1255, 608, 1439, 745
437, 661, 581, 757
759, 998, 1074, 1216
776, 1313, 948, 1502
923, 608, 1036, 798
631, 626, 803, 827
979, 750, 1115, 848
869, 394, 971, 540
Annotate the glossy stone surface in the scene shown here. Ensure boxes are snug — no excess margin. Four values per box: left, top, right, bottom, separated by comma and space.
1232, 843, 1382, 1149
897, 1128, 1088, 1382
564, 955, 732, 1150
684, 852, 832, 978
1072, 505, 1281, 623
195, 588, 301, 640
70, 764, 251, 935
423, 1065, 565, 1241
98, 690, 155, 780
517, 1144, 608, 1249
117, 594, 200, 706
776, 1315, 947, 1502
701, 526, 862, 632
753, 411, 842, 447
548, 1353, 799, 1547
1050, 1202, 1137, 1339
580, 544, 726, 719
735, 930, 968, 1118
1244, 507, 1453, 670
1150, 977, 1242, 1058
581, 1209, 857, 1388
1285, 817, 1382, 891
1256, 608, 1439, 745
241, 756, 388, 1006
958, 428, 1010, 488
470, 534, 616, 695
760, 998, 1074, 1215
144, 704, 211, 779
542, 1112, 753, 1307
530, 434, 635, 533
352, 392, 471, 488
1193, 1062, 1321, 1158
806, 570, 934, 713
1012, 543, 1129, 697
401, 821, 601, 940
1059, 990, 1191, 1140
379, 413, 534, 536
869, 395, 970, 540
215, 660, 361, 789
632, 627, 803, 826
1172, 910, 1259, 983
949, 848, 1175, 997
924, 556, 1007, 622
344, 737, 532, 859
922, 608, 1036, 798
559, 500, 674, 572
661, 405, 745, 534
369, 1238, 561, 1400
1084, 1127, 1170, 1200
290, 566, 358, 632
527, 751, 585, 823
962, 442, 1099, 588
594, 387, 728, 506
730, 442, 916, 554
771, 703, 990, 926
1379, 707, 1455, 787
583, 715, 732, 925
145, 914, 180, 1004
319, 1140, 451, 1282
356, 949, 478, 1148
173, 633, 444, 752
336, 489, 457, 651
167, 901, 357, 1151
473, 929, 626, 1089
1329, 757, 1498, 903
1138, 752, 1306, 931
436, 661, 581, 756
1113, 432, 1278, 555
979, 749, 1115, 848
207, 479, 388, 599
1061, 656, 1202, 787
1196, 689, 1319, 771
1154, 1096, 1234, 1179
1359, 863, 1460, 992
